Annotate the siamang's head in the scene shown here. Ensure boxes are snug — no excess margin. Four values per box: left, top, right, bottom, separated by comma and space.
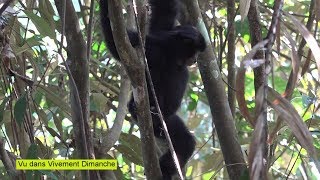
172, 25, 206, 66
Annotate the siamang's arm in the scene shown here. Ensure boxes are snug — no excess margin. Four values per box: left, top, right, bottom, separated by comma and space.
149, 0, 179, 32
100, 0, 140, 60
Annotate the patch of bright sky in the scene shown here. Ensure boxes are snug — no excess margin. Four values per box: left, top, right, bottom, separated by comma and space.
62, 118, 73, 132
14, 0, 88, 63
1, 124, 12, 151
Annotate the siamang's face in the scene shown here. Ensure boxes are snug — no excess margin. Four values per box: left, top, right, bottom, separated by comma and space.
173, 26, 206, 66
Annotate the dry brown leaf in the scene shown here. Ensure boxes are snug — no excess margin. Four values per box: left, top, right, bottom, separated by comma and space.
267, 87, 316, 157
249, 113, 267, 180
236, 40, 268, 126
282, 30, 300, 98
1, 44, 15, 69
286, 12, 320, 78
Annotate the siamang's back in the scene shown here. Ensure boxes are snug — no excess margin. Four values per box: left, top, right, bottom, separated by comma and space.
145, 38, 189, 116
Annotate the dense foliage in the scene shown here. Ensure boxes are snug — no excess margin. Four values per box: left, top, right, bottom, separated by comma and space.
0, 0, 319, 179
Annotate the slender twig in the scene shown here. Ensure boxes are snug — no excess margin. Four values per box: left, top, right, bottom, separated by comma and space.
86, 0, 95, 61
0, 0, 13, 15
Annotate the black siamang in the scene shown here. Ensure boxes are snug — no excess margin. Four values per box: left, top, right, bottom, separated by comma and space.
100, 0, 206, 179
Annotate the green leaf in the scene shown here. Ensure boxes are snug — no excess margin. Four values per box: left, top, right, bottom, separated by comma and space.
187, 100, 197, 111
39, 0, 55, 30
26, 143, 38, 159
26, 171, 34, 180
24, 10, 56, 39
39, 171, 58, 180
91, 93, 109, 112
190, 93, 199, 101
14, 95, 27, 126
52, 113, 63, 137
117, 133, 143, 166
45, 126, 60, 138
13, 36, 42, 55
34, 171, 41, 180
188, 93, 198, 111
115, 144, 143, 166
37, 85, 71, 116
119, 133, 142, 157
239, 168, 250, 180
35, 138, 53, 159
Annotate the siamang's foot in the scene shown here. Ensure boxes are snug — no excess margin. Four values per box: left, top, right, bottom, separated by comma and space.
159, 153, 176, 180
127, 99, 137, 120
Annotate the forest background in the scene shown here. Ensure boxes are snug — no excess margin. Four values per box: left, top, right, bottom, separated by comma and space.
0, 0, 319, 179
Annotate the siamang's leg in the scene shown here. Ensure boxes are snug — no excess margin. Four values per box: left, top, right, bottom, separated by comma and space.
127, 95, 137, 120
127, 31, 140, 47
159, 114, 196, 180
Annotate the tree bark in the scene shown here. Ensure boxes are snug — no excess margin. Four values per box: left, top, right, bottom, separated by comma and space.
54, 1, 97, 179
183, 0, 247, 179
108, 0, 162, 179
227, 0, 236, 117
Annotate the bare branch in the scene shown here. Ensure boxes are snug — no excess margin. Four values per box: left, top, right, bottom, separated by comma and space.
100, 68, 130, 152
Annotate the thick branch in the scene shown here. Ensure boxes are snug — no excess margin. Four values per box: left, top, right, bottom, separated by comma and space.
183, 0, 247, 179
54, 1, 96, 179
108, 0, 162, 178
100, 68, 130, 152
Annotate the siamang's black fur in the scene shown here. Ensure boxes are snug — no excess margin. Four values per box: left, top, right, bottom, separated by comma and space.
100, 0, 205, 179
